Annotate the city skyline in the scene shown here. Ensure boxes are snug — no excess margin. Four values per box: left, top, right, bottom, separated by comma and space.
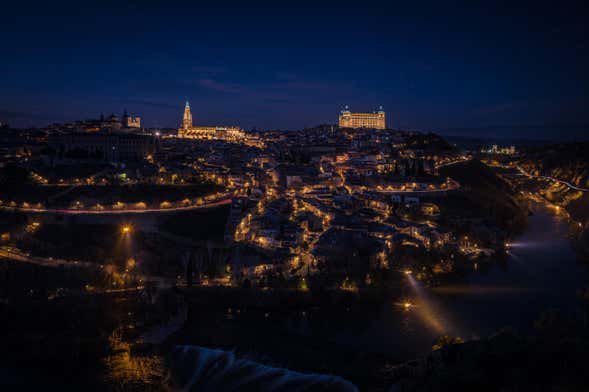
2, 3, 589, 390
1, 2, 588, 139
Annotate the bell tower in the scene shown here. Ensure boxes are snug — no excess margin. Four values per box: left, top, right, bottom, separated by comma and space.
182, 101, 192, 129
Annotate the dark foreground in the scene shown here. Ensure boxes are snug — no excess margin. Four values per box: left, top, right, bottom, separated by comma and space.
2, 208, 589, 391
1, 282, 588, 391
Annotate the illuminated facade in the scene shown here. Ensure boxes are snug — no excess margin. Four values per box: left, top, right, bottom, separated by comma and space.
178, 101, 245, 142
122, 110, 141, 128
481, 144, 516, 155
182, 101, 193, 129
179, 125, 246, 141
338, 107, 386, 130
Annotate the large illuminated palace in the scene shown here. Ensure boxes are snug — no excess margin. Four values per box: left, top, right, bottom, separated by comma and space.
338, 106, 386, 130
178, 101, 245, 141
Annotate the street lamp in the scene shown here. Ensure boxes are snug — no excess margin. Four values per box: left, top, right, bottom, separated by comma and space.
121, 225, 132, 235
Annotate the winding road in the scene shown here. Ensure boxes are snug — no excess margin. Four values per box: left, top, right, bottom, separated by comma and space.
1, 195, 232, 215
0, 246, 175, 286
517, 166, 589, 192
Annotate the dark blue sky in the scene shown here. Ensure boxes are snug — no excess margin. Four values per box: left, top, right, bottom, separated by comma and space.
1, 1, 588, 138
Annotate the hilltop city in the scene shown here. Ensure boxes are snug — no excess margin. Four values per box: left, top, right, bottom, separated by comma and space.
1, 103, 588, 391
3, 2, 589, 390
1, 103, 507, 290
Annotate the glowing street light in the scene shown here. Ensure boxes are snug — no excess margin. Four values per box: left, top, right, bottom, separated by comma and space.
121, 225, 132, 235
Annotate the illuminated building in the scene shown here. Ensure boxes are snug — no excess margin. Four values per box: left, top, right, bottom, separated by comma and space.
122, 110, 141, 128
178, 101, 246, 142
182, 101, 192, 130
338, 106, 386, 130
46, 111, 142, 133
179, 126, 246, 141
481, 144, 516, 155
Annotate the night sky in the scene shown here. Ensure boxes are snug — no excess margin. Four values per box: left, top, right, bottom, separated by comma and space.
1, 1, 588, 139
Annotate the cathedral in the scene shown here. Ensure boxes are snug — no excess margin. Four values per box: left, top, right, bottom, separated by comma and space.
178, 101, 245, 142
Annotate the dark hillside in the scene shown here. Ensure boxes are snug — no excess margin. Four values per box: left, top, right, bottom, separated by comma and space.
439, 160, 526, 233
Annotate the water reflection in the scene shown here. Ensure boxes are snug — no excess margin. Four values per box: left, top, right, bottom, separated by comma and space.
431, 286, 530, 295
103, 327, 165, 390
347, 207, 589, 357
405, 273, 453, 335
508, 241, 551, 249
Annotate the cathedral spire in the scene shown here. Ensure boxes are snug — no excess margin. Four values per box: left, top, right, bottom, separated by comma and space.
182, 101, 192, 129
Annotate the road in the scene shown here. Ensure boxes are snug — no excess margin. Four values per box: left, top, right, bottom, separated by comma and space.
46, 167, 113, 202
517, 166, 589, 192
0, 246, 175, 286
371, 178, 460, 194
0, 246, 100, 268
435, 156, 472, 169
1, 196, 232, 215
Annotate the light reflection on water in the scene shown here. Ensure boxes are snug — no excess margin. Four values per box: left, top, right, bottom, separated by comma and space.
406, 274, 457, 336
431, 285, 531, 295
428, 208, 587, 338
103, 328, 166, 390
508, 241, 549, 249
343, 207, 589, 356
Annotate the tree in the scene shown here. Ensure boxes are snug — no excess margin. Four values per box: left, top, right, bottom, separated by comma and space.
432, 335, 464, 351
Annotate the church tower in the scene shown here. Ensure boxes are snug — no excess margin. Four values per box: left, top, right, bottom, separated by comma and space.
182, 101, 192, 129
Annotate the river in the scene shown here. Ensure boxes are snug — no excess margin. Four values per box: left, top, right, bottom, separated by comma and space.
337, 205, 589, 357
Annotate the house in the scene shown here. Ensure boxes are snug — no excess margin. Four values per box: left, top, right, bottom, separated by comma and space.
421, 203, 440, 216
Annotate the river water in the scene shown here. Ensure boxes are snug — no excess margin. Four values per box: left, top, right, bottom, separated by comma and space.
340, 205, 589, 357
